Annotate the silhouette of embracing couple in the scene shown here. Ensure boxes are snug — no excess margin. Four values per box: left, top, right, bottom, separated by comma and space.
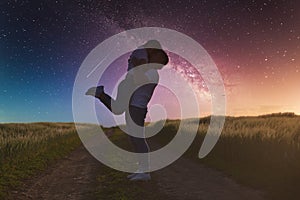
86, 40, 169, 181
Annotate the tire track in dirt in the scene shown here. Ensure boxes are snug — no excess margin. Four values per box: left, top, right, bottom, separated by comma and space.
8, 146, 100, 200
153, 157, 265, 200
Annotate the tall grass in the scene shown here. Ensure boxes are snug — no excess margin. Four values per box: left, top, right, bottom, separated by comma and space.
0, 122, 86, 199
150, 114, 300, 200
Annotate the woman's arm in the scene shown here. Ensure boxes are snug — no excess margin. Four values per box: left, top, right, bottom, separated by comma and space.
129, 57, 149, 84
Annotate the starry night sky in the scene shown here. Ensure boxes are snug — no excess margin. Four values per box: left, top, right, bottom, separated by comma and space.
1, 0, 300, 124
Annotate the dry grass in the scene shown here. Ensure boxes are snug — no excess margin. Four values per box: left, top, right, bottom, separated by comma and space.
151, 113, 300, 200
1, 113, 299, 199
0, 122, 84, 199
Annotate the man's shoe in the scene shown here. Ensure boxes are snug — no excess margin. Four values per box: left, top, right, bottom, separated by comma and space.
129, 173, 151, 181
127, 173, 137, 179
85, 86, 104, 98
127, 170, 142, 179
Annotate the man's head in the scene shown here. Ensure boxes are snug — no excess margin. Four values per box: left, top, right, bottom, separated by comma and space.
143, 40, 169, 68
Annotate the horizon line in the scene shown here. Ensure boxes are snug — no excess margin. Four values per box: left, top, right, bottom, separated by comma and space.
1, 112, 298, 126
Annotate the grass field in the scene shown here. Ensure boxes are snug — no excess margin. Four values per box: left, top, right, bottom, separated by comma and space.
1, 113, 300, 199
150, 113, 300, 200
0, 122, 84, 199
94, 113, 300, 200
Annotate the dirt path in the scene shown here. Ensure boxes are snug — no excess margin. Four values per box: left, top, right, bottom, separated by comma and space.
154, 157, 265, 200
8, 146, 101, 200
8, 145, 265, 200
